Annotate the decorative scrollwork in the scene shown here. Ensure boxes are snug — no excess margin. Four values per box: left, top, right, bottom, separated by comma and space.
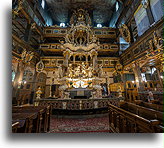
70, 9, 91, 26
36, 60, 44, 73
119, 24, 131, 43
21, 49, 34, 63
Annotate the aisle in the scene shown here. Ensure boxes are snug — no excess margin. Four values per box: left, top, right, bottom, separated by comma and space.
49, 114, 110, 133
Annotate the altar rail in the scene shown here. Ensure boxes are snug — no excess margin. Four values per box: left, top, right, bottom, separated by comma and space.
39, 98, 122, 110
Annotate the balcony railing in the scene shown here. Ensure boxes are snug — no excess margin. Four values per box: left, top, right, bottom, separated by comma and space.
44, 27, 117, 38
40, 43, 119, 52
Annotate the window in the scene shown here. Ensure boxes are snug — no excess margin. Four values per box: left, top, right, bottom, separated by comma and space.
41, 0, 45, 9
97, 24, 102, 28
150, 0, 163, 22
151, 67, 156, 74
116, 2, 119, 11
12, 71, 16, 82
134, 6, 150, 36
60, 23, 65, 27
141, 73, 147, 81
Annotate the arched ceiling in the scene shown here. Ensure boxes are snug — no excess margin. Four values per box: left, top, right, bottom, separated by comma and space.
45, 0, 122, 26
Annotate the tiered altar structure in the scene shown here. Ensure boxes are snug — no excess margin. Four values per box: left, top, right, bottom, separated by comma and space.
57, 9, 104, 99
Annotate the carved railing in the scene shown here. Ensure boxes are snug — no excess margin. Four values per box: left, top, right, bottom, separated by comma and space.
108, 104, 162, 133
40, 43, 119, 52
44, 27, 116, 38
39, 98, 121, 110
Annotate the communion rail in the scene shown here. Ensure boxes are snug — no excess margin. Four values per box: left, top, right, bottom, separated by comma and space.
39, 98, 122, 110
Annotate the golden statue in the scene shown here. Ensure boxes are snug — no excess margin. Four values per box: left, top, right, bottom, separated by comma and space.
88, 64, 93, 78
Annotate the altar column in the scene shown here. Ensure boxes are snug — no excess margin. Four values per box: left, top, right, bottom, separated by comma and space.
93, 54, 98, 70
73, 55, 75, 63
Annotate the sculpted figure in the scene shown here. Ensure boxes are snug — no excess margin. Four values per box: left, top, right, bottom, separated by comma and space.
58, 65, 63, 78
81, 62, 87, 77
88, 65, 93, 78
98, 65, 104, 77
75, 65, 81, 77
68, 64, 73, 78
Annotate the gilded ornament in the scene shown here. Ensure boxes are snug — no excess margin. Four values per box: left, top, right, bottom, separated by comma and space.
36, 60, 44, 73
119, 24, 131, 43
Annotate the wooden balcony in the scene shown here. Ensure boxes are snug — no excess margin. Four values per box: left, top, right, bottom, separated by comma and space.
40, 43, 119, 53
120, 19, 163, 66
43, 26, 117, 39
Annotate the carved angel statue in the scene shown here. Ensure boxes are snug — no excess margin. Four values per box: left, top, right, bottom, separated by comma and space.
58, 65, 63, 78
75, 65, 81, 77
98, 65, 104, 77
87, 64, 93, 78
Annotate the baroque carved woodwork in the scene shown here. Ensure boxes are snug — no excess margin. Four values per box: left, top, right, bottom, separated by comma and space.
119, 24, 131, 43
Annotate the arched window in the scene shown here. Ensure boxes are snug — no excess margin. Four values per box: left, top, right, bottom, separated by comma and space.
12, 70, 16, 82
97, 24, 102, 28
41, 0, 45, 9
116, 2, 119, 11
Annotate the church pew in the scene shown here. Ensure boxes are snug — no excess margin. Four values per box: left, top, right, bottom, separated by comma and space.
12, 106, 51, 133
135, 100, 163, 112
12, 113, 38, 133
12, 121, 19, 133
12, 107, 44, 133
108, 104, 161, 133
120, 102, 163, 126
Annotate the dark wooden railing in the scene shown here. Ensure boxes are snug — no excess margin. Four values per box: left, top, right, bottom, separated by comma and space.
120, 102, 163, 126
108, 104, 162, 133
12, 106, 51, 133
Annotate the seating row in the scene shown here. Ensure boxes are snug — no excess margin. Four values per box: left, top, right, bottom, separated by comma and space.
12, 106, 51, 133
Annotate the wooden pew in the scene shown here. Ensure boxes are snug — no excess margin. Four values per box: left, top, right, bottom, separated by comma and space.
12, 121, 19, 133
120, 102, 163, 126
12, 106, 51, 133
13, 107, 44, 133
12, 113, 38, 133
135, 100, 163, 112
108, 104, 161, 133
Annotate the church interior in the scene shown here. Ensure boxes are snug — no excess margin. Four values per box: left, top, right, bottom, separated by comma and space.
12, 0, 163, 133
